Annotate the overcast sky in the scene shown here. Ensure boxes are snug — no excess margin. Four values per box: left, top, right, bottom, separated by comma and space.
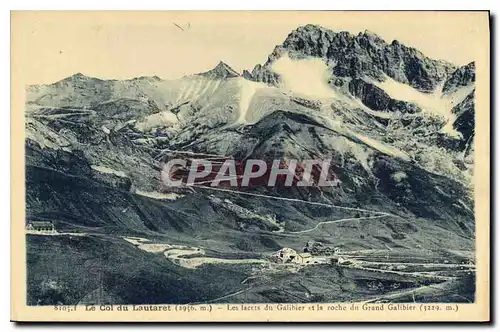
12, 11, 487, 84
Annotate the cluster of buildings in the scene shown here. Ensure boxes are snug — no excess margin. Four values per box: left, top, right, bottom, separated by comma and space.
271, 242, 345, 266
25, 221, 56, 234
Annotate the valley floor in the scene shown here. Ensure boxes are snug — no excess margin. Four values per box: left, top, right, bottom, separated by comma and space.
26, 227, 475, 305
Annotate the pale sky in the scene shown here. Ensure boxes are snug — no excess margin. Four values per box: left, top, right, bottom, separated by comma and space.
12, 11, 489, 84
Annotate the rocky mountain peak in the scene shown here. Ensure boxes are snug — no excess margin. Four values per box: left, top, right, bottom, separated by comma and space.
198, 61, 240, 79
55, 73, 104, 86
249, 24, 457, 92
61, 72, 89, 81
72, 72, 87, 78
361, 29, 384, 40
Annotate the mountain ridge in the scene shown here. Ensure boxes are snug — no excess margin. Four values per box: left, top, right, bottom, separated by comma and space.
246, 24, 458, 93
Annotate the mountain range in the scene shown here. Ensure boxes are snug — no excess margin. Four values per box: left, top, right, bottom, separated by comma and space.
25, 24, 476, 305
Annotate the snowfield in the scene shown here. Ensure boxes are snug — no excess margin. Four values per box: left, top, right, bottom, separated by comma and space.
91, 165, 127, 178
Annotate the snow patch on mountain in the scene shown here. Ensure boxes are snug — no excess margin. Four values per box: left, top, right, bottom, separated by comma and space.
237, 78, 266, 124
135, 190, 184, 201
361, 108, 395, 119
174, 77, 222, 105
371, 75, 447, 116
321, 135, 373, 172
101, 125, 111, 135
135, 111, 178, 132
370, 75, 474, 138
199, 79, 221, 99
392, 171, 408, 182
91, 165, 127, 178
312, 111, 411, 162
354, 132, 411, 161
371, 75, 473, 117
271, 54, 335, 99
440, 119, 463, 139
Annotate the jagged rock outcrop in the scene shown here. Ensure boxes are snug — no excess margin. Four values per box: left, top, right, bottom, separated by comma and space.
443, 62, 475, 94
348, 79, 421, 113
348, 78, 392, 110
452, 90, 475, 148
246, 63, 280, 85
248, 25, 456, 92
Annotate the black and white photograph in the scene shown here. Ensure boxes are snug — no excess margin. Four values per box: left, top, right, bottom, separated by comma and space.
9, 10, 491, 322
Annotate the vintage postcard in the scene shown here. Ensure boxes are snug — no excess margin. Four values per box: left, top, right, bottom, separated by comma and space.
11, 11, 490, 322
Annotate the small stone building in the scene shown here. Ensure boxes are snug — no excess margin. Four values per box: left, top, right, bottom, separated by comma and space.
26, 221, 56, 234
303, 241, 341, 255
274, 248, 314, 265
